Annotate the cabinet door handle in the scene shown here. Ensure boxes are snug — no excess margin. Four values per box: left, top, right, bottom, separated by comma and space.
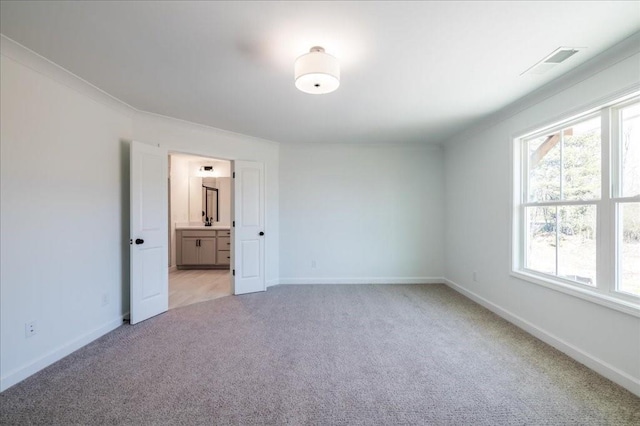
196, 239, 200, 247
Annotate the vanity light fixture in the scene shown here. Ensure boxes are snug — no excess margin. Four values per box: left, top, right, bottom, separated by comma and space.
294, 46, 340, 94
197, 166, 216, 178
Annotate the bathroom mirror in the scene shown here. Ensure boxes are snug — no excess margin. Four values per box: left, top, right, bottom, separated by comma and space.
188, 177, 219, 224
202, 184, 219, 224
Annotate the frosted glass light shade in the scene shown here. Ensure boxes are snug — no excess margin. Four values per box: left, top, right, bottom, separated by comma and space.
294, 47, 340, 94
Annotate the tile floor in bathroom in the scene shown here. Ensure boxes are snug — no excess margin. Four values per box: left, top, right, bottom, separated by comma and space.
168, 268, 232, 310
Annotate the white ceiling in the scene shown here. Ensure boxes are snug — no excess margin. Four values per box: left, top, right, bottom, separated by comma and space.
1, 1, 639, 145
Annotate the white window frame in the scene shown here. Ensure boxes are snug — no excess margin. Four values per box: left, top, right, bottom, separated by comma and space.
511, 91, 640, 317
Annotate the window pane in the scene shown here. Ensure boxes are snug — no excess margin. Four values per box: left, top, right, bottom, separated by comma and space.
562, 117, 601, 200
618, 202, 640, 296
558, 205, 596, 286
621, 103, 640, 198
528, 134, 561, 202
525, 206, 556, 275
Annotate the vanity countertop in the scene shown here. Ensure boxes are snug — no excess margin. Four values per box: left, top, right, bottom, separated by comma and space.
175, 224, 230, 230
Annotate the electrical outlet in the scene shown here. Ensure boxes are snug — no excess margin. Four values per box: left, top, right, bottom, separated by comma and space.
101, 293, 109, 307
25, 321, 37, 338
473, 271, 478, 282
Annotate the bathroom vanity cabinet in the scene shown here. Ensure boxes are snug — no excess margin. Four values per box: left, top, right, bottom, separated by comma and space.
176, 228, 231, 269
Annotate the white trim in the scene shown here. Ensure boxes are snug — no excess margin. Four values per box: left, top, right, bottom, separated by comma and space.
444, 278, 640, 397
0, 316, 125, 392
444, 32, 640, 148
521, 199, 599, 207
135, 110, 281, 148
0, 35, 135, 118
0, 35, 282, 149
512, 93, 640, 315
511, 271, 639, 317
278, 277, 444, 285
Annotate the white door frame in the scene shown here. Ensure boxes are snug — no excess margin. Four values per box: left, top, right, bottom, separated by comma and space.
167, 151, 235, 285
167, 149, 267, 295
133, 145, 269, 321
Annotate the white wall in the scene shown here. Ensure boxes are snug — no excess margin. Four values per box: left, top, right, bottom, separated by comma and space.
1, 42, 134, 391
3, 27, 638, 399
279, 143, 444, 284
133, 112, 280, 287
169, 155, 190, 266
443, 38, 640, 395
216, 177, 232, 226
0, 36, 280, 391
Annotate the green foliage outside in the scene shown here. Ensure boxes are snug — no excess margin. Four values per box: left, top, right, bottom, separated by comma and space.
529, 123, 640, 243
528, 125, 600, 241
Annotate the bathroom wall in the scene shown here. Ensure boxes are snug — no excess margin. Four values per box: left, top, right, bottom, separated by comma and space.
169, 155, 232, 266
169, 155, 190, 267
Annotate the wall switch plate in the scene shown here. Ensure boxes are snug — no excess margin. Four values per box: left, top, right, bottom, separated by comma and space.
311, 260, 317, 268
25, 320, 37, 338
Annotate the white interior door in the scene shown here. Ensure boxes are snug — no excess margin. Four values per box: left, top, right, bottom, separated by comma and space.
233, 161, 265, 295
130, 141, 168, 324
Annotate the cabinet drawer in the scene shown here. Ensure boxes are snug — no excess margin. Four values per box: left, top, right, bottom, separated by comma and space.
217, 237, 231, 250
217, 230, 231, 237
179, 230, 216, 238
216, 250, 231, 265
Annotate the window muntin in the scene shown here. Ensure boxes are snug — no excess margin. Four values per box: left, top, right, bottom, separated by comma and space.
522, 115, 601, 286
562, 117, 601, 201
515, 94, 640, 307
525, 116, 601, 203
618, 202, 640, 296
527, 134, 561, 202
620, 103, 640, 198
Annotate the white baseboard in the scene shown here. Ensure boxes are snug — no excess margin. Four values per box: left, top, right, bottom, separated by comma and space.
444, 278, 640, 397
278, 277, 445, 285
266, 279, 279, 288
0, 315, 125, 392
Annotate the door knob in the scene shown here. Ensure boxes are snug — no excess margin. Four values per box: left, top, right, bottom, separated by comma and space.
135, 238, 144, 245
259, 232, 265, 236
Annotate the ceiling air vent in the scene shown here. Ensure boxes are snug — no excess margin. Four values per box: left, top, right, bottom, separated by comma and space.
521, 47, 585, 76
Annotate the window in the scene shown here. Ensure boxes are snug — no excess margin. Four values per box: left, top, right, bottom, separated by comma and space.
513, 93, 640, 312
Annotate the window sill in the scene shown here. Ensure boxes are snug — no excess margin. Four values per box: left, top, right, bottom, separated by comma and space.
511, 270, 640, 318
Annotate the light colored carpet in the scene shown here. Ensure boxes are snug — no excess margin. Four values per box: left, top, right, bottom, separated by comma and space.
1, 284, 638, 425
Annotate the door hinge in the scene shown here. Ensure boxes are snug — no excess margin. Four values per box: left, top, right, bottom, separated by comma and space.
232, 269, 235, 276
233, 221, 235, 227
233, 172, 235, 178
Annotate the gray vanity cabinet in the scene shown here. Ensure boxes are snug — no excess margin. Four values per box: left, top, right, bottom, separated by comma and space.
176, 229, 230, 269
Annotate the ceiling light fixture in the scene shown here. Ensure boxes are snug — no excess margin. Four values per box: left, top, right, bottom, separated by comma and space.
294, 46, 340, 94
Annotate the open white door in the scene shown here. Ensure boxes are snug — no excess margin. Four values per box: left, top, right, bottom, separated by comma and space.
130, 141, 168, 324
233, 161, 265, 295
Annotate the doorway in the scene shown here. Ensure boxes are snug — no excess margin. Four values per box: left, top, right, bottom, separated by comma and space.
168, 152, 232, 310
